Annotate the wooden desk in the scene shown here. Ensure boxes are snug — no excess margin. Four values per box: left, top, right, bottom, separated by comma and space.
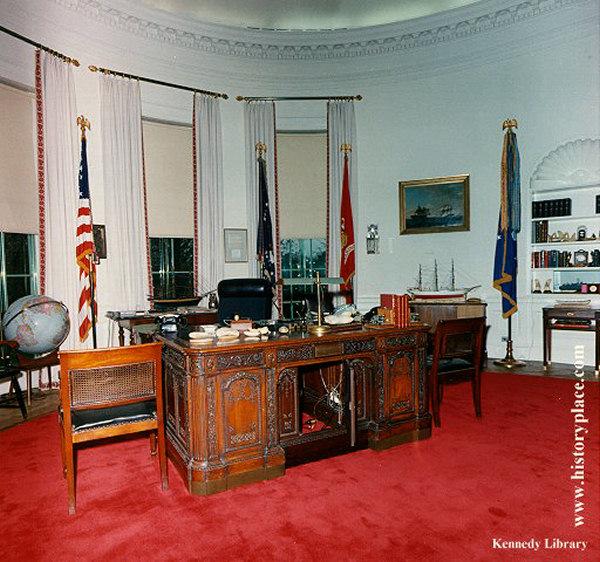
159, 324, 431, 495
107, 309, 218, 346
542, 307, 600, 374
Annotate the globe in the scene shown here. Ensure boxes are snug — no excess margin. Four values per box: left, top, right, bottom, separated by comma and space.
2, 295, 70, 356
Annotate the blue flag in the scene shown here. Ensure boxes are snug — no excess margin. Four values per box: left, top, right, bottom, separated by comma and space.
493, 129, 521, 318
256, 155, 276, 284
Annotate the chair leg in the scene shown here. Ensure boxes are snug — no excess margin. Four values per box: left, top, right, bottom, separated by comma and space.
472, 370, 482, 418
11, 375, 27, 419
59, 417, 67, 478
64, 436, 76, 515
430, 370, 441, 428
156, 427, 169, 491
149, 432, 157, 456
26, 370, 32, 406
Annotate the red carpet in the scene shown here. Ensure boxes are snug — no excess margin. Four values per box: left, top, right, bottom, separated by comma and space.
1, 373, 598, 561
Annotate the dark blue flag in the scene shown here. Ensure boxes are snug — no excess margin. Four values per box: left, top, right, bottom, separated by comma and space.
256, 156, 276, 284
493, 129, 521, 318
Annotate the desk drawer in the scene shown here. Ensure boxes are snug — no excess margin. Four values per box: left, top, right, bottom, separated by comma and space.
314, 341, 343, 358
204, 351, 265, 373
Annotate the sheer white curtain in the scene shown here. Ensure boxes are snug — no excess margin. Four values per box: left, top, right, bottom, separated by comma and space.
100, 75, 150, 311
39, 51, 81, 350
194, 93, 224, 295
244, 101, 278, 279
327, 100, 357, 296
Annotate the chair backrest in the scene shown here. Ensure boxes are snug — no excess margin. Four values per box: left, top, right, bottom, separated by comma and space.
0, 340, 19, 374
217, 278, 273, 322
433, 317, 486, 365
59, 343, 162, 410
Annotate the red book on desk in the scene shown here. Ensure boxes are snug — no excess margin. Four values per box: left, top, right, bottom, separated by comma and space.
380, 294, 410, 327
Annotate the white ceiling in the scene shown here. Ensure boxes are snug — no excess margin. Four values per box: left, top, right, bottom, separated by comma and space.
135, 0, 481, 30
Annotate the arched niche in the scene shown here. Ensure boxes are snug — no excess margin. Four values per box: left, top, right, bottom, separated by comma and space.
531, 139, 600, 192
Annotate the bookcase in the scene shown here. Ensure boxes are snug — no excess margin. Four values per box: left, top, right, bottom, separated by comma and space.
529, 186, 600, 296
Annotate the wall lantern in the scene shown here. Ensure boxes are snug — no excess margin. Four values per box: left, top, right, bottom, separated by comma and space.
366, 224, 379, 254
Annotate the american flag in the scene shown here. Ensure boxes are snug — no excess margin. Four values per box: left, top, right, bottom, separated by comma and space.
76, 135, 96, 342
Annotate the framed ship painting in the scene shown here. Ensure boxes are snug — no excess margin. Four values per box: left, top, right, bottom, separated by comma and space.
399, 174, 470, 235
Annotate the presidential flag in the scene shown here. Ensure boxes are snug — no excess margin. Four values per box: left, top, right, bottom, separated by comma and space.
76, 134, 96, 342
339, 151, 355, 295
493, 127, 521, 318
256, 155, 276, 284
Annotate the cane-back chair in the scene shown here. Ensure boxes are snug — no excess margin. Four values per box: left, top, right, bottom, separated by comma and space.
58, 342, 168, 514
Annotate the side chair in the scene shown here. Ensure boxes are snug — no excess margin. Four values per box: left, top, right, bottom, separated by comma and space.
58, 342, 168, 515
428, 317, 486, 428
0, 340, 27, 419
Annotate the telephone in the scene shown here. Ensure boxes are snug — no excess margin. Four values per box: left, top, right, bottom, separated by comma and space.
156, 314, 187, 333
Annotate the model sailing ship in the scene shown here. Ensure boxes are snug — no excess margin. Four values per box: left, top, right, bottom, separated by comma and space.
408, 260, 480, 301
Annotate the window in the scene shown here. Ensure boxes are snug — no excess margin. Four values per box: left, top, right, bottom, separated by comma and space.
277, 131, 328, 319
150, 237, 194, 299
280, 238, 326, 319
0, 232, 38, 313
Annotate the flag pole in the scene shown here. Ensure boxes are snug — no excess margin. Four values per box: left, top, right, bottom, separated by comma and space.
494, 118, 525, 369
494, 315, 525, 368
89, 255, 97, 349
77, 115, 97, 349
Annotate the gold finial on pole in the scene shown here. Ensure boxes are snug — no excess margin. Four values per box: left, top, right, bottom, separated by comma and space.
502, 118, 518, 131
341, 143, 352, 154
255, 142, 267, 158
77, 115, 90, 140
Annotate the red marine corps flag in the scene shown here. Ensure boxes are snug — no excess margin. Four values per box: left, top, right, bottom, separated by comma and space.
339, 143, 355, 301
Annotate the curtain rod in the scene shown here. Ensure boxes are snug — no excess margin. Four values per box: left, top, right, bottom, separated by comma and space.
236, 95, 362, 102
0, 25, 79, 66
89, 65, 228, 99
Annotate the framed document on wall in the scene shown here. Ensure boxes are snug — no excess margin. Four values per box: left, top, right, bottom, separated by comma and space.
224, 228, 248, 262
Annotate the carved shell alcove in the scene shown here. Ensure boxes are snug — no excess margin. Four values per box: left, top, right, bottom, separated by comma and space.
531, 139, 600, 191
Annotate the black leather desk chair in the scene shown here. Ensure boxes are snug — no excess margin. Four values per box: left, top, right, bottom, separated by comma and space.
217, 278, 273, 323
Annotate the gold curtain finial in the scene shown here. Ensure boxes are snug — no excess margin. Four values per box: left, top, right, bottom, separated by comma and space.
341, 143, 352, 155
256, 142, 267, 158
77, 115, 90, 139
502, 118, 518, 131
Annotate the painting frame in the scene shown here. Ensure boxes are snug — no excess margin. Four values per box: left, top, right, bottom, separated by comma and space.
399, 174, 470, 235
224, 228, 248, 263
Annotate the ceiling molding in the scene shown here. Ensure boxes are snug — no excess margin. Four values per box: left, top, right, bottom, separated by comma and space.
53, 0, 586, 61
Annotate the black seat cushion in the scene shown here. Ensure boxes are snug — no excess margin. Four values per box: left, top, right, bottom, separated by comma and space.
71, 399, 156, 431
427, 356, 473, 373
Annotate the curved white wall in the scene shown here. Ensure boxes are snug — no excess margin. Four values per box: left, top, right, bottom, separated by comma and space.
0, 0, 598, 362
